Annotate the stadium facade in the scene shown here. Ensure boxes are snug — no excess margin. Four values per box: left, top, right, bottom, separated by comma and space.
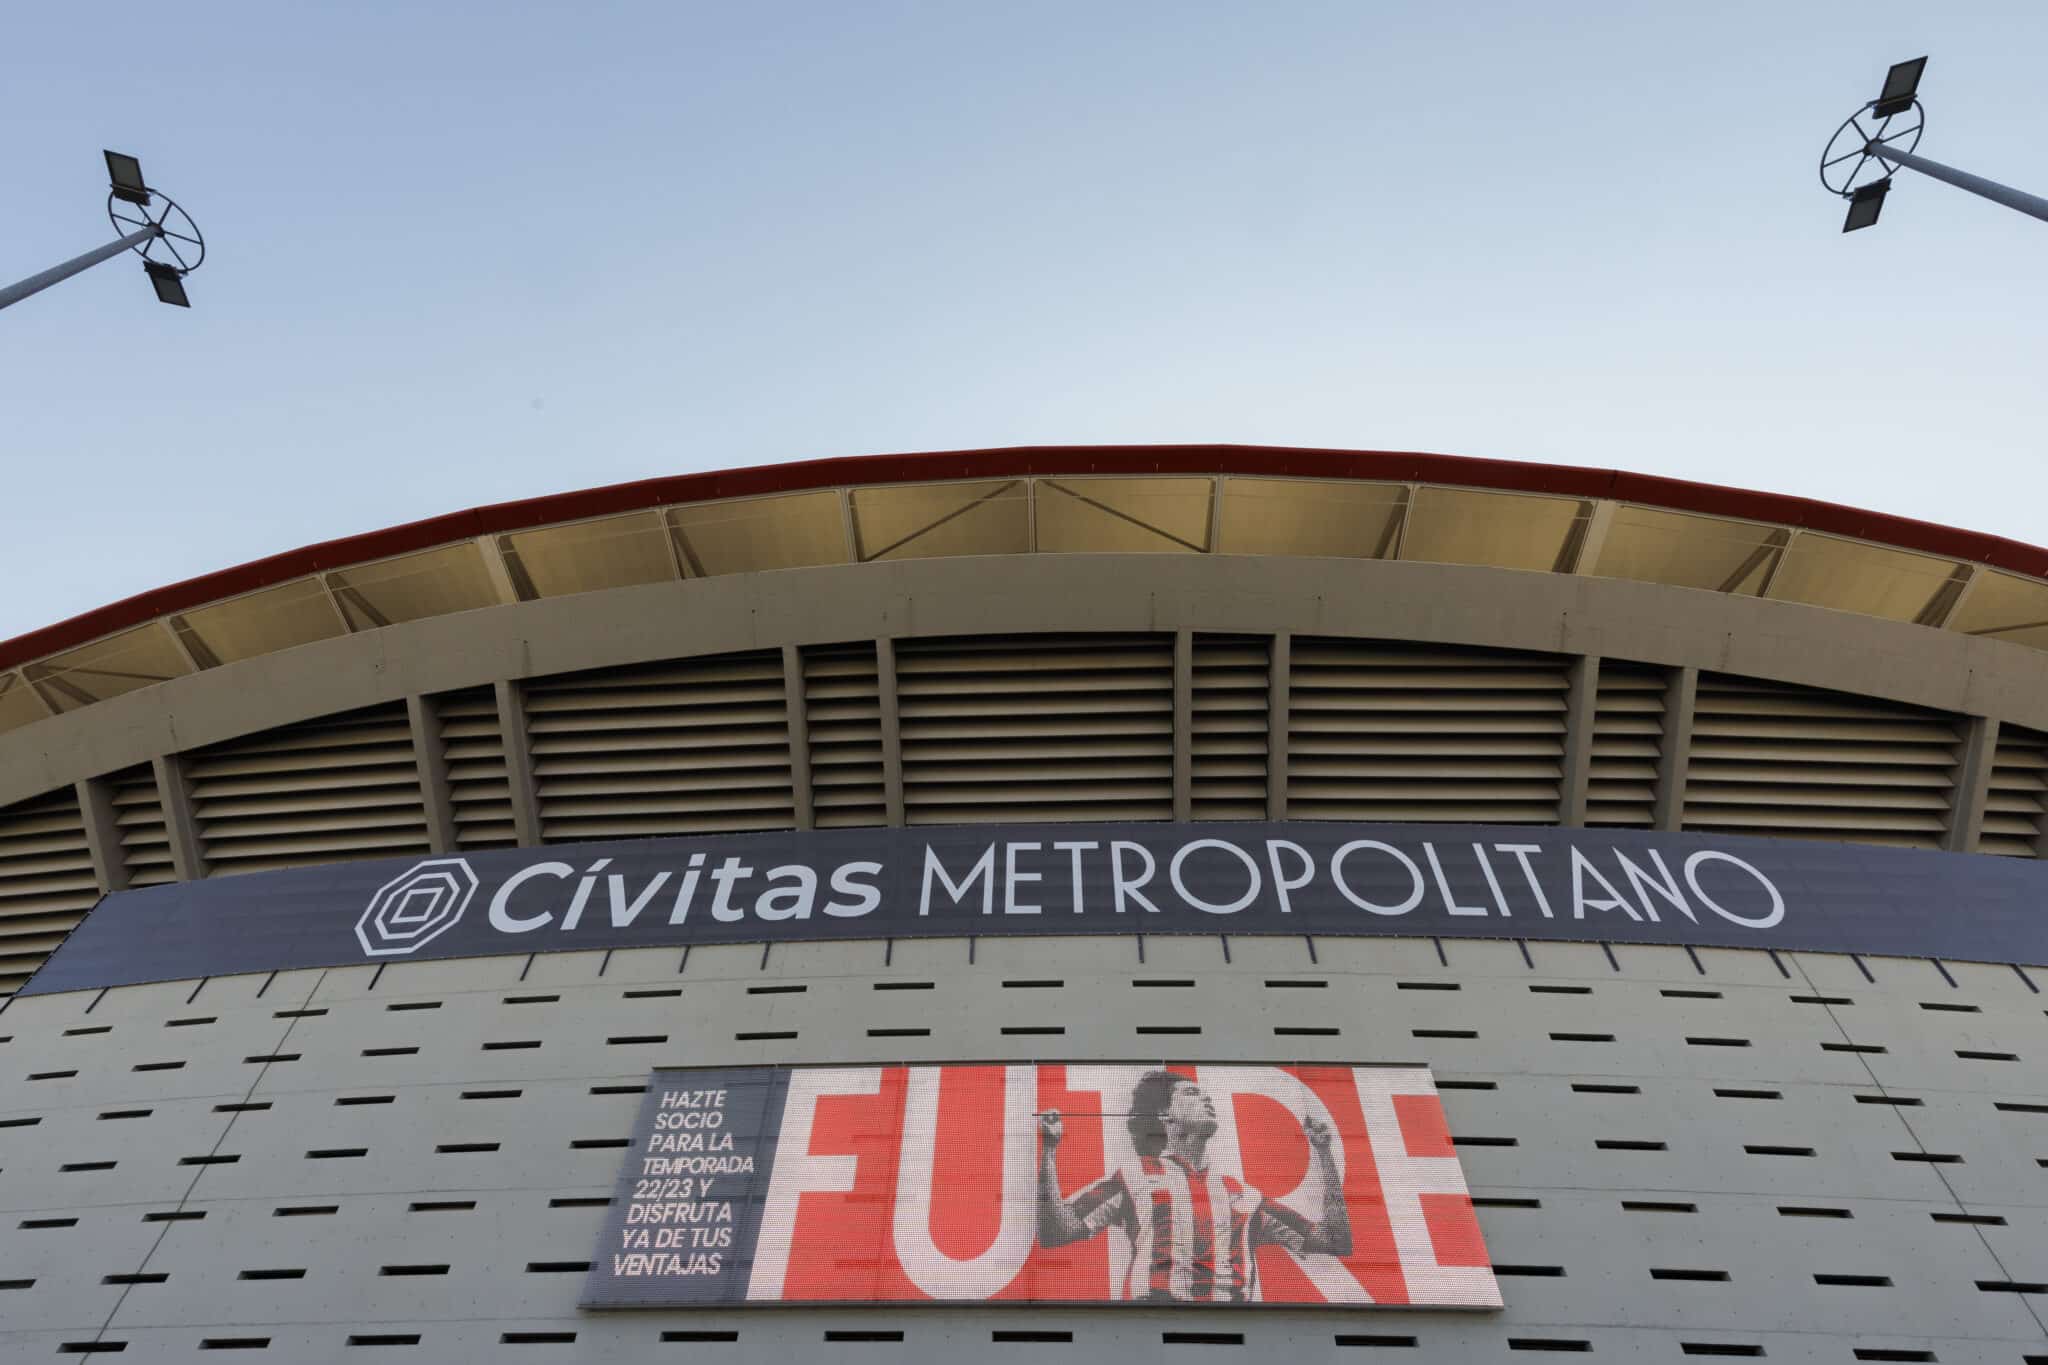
1, 445, 2045, 1362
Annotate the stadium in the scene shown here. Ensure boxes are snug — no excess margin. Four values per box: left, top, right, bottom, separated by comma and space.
1, 443, 2044, 1361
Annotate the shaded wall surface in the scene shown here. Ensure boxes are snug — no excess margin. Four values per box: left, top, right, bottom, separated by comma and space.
3, 934, 2045, 1361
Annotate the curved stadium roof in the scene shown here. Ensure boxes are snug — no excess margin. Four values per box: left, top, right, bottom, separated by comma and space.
6, 443, 2048, 737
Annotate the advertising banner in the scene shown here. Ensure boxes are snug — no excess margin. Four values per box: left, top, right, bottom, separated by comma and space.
25, 820, 2048, 996
581, 1062, 1500, 1309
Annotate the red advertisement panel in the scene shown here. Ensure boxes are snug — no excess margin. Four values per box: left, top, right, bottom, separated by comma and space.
729, 1063, 1498, 1307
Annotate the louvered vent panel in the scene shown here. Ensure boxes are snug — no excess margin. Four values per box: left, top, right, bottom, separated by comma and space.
437, 687, 517, 850
1192, 634, 1269, 820
1288, 639, 1569, 823
0, 788, 97, 997
897, 634, 1173, 824
188, 702, 430, 877
1683, 675, 1958, 848
1588, 662, 1666, 828
111, 764, 173, 887
1982, 723, 2048, 857
527, 653, 793, 840
804, 643, 885, 829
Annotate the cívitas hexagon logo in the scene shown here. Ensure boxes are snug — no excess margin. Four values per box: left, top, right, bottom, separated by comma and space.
356, 858, 479, 958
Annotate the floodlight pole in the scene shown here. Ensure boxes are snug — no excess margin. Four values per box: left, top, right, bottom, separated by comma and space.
1867, 144, 2048, 224
1823, 58, 2048, 232
0, 223, 162, 313
3, 151, 205, 313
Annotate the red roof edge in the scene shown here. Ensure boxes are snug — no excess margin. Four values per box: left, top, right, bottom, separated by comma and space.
5, 444, 2041, 672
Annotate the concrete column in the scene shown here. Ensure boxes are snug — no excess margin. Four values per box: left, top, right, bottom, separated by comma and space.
876, 638, 906, 828
152, 753, 207, 881
1944, 716, 1998, 854
407, 694, 457, 854
1267, 632, 1291, 821
1559, 655, 1600, 827
495, 679, 542, 848
75, 776, 127, 893
1172, 630, 1194, 822
1653, 665, 1700, 832
783, 645, 815, 831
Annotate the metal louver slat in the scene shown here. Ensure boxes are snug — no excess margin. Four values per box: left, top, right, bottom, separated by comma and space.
527, 731, 789, 761
188, 703, 429, 877
109, 764, 172, 888
902, 716, 1172, 743
898, 634, 1173, 825
529, 703, 788, 735
188, 774, 427, 808
1288, 638, 1569, 823
184, 725, 416, 775
805, 643, 884, 829
541, 768, 801, 795
195, 806, 433, 837
528, 653, 794, 841
1688, 720, 1961, 748
0, 787, 98, 997
1289, 735, 1562, 756
1587, 662, 1664, 829
436, 687, 517, 849
1982, 724, 2048, 857
1680, 764, 1953, 790
1192, 634, 1269, 820
1682, 674, 1960, 849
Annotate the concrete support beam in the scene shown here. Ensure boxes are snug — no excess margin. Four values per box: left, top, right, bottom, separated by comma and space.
152, 753, 207, 881
1653, 665, 1699, 832
876, 638, 906, 828
16, 669, 60, 719
17, 553, 2048, 815
407, 694, 457, 854
161, 617, 215, 674
783, 645, 814, 831
1173, 630, 1194, 821
75, 776, 127, 894
474, 535, 525, 605
495, 680, 542, 848
1944, 716, 1999, 854
1916, 562, 1978, 630
1559, 655, 1600, 827
1267, 632, 1291, 821
1567, 499, 1617, 575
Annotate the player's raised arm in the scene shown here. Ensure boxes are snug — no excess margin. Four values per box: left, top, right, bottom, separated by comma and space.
1299, 1113, 1353, 1257
1035, 1111, 1091, 1247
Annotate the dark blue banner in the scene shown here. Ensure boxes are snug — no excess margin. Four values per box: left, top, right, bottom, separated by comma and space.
582, 1068, 789, 1306
21, 821, 2048, 995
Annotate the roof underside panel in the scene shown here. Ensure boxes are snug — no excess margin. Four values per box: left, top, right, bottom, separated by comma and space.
7, 447, 2047, 747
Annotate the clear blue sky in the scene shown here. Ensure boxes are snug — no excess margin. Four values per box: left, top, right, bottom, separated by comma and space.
3, 2, 2043, 640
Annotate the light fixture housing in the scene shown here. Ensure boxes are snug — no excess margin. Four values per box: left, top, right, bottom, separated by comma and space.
1873, 57, 1926, 119
144, 259, 190, 308
104, 150, 151, 207
1842, 177, 1891, 233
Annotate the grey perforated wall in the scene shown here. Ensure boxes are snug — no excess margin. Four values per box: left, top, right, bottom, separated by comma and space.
3, 935, 2043, 1362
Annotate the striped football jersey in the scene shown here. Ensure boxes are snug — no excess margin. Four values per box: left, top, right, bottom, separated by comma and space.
1068, 1153, 1312, 1301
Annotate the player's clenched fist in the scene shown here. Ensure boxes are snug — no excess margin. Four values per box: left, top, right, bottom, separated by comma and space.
1037, 1110, 1064, 1151
1302, 1113, 1335, 1152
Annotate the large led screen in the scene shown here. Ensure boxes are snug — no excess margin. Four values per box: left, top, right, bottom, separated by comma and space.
582, 1063, 1500, 1309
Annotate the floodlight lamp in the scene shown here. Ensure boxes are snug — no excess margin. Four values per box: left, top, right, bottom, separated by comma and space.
144, 259, 190, 308
1872, 56, 1926, 119
1842, 177, 1890, 232
104, 149, 151, 207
